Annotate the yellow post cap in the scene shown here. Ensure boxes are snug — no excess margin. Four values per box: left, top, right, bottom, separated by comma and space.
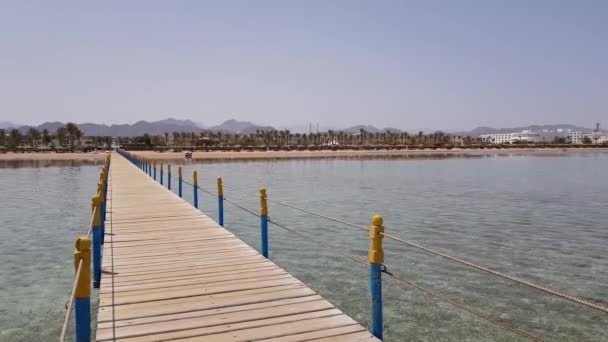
260, 188, 268, 215
368, 214, 384, 264
91, 195, 102, 226
217, 177, 223, 196
372, 214, 383, 226
74, 237, 91, 298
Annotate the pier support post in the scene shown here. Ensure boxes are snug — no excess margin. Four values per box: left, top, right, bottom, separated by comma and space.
160, 162, 164, 185
193, 171, 198, 208
74, 237, 91, 342
217, 177, 224, 226
260, 188, 269, 258
97, 181, 105, 245
153, 162, 157, 180
178, 167, 183, 197
167, 164, 171, 190
91, 196, 103, 288
369, 215, 384, 340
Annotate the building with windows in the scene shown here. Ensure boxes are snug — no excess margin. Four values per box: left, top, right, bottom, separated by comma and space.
480, 133, 512, 144
480, 132, 541, 144
568, 131, 592, 144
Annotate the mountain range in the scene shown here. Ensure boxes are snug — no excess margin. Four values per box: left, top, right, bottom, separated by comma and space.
3, 119, 603, 137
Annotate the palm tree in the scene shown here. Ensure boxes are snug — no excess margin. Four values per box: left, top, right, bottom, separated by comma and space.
56, 127, 68, 147
42, 129, 51, 146
0, 128, 6, 147
9, 129, 22, 149
27, 128, 40, 147
66, 123, 82, 149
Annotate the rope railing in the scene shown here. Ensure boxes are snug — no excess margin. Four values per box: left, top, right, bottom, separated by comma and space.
59, 259, 83, 342
380, 232, 608, 315
217, 181, 608, 315
59, 153, 110, 342
127, 153, 606, 341
267, 217, 542, 341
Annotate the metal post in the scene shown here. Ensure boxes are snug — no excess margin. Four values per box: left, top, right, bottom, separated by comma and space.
97, 181, 105, 245
260, 188, 269, 258
153, 162, 157, 180
91, 196, 102, 288
160, 162, 164, 185
217, 177, 224, 226
193, 170, 198, 208
74, 237, 91, 342
178, 166, 183, 197
369, 215, 384, 340
167, 164, 171, 190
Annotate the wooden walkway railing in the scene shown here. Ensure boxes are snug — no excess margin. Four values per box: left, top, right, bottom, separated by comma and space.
96, 153, 378, 341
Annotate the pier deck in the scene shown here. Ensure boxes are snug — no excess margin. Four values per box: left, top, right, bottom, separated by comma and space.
96, 154, 378, 341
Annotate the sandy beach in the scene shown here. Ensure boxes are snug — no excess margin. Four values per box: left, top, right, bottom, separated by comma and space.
1, 148, 607, 162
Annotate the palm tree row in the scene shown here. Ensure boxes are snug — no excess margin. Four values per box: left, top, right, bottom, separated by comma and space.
117, 129, 485, 149
0, 123, 111, 151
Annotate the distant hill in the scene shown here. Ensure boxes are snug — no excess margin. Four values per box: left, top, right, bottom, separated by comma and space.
14, 118, 276, 137
342, 125, 403, 134
209, 119, 274, 134
0, 121, 18, 129
14, 118, 202, 137
10, 118, 603, 137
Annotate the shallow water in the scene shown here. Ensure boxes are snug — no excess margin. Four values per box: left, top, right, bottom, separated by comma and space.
1, 153, 607, 341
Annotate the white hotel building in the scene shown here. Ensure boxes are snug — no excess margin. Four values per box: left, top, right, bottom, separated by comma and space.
481, 130, 608, 145
480, 132, 540, 144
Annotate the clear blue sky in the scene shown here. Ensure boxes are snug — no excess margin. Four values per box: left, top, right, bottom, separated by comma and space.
1, 1, 606, 131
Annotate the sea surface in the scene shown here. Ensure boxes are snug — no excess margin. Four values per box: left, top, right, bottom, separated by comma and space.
0, 153, 606, 341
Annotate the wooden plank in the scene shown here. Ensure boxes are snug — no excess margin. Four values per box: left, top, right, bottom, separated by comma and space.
96, 299, 337, 341
96, 153, 378, 342
97, 295, 326, 329
254, 325, 369, 342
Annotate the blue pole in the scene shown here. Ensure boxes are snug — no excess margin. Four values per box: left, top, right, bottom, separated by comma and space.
217, 177, 224, 226
98, 182, 106, 245
153, 163, 156, 180
370, 263, 383, 340
74, 237, 91, 342
193, 171, 198, 209
178, 167, 183, 197
74, 298, 91, 342
91, 196, 102, 289
160, 163, 164, 185
168, 165, 171, 190
218, 196, 224, 226
261, 215, 268, 257
92, 228, 102, 288
260, 188, 269, 257
369, 215, 384, 340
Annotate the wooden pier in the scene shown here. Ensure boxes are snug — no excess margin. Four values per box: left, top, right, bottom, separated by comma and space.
96, 154, 378, 341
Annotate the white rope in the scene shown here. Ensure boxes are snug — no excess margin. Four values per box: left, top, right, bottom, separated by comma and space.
58, 259, 83, 342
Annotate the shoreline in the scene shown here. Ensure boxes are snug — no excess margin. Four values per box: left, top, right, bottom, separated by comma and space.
123, 148, 608, 161
0, 148, 607, 162
0, 152, 108, 161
